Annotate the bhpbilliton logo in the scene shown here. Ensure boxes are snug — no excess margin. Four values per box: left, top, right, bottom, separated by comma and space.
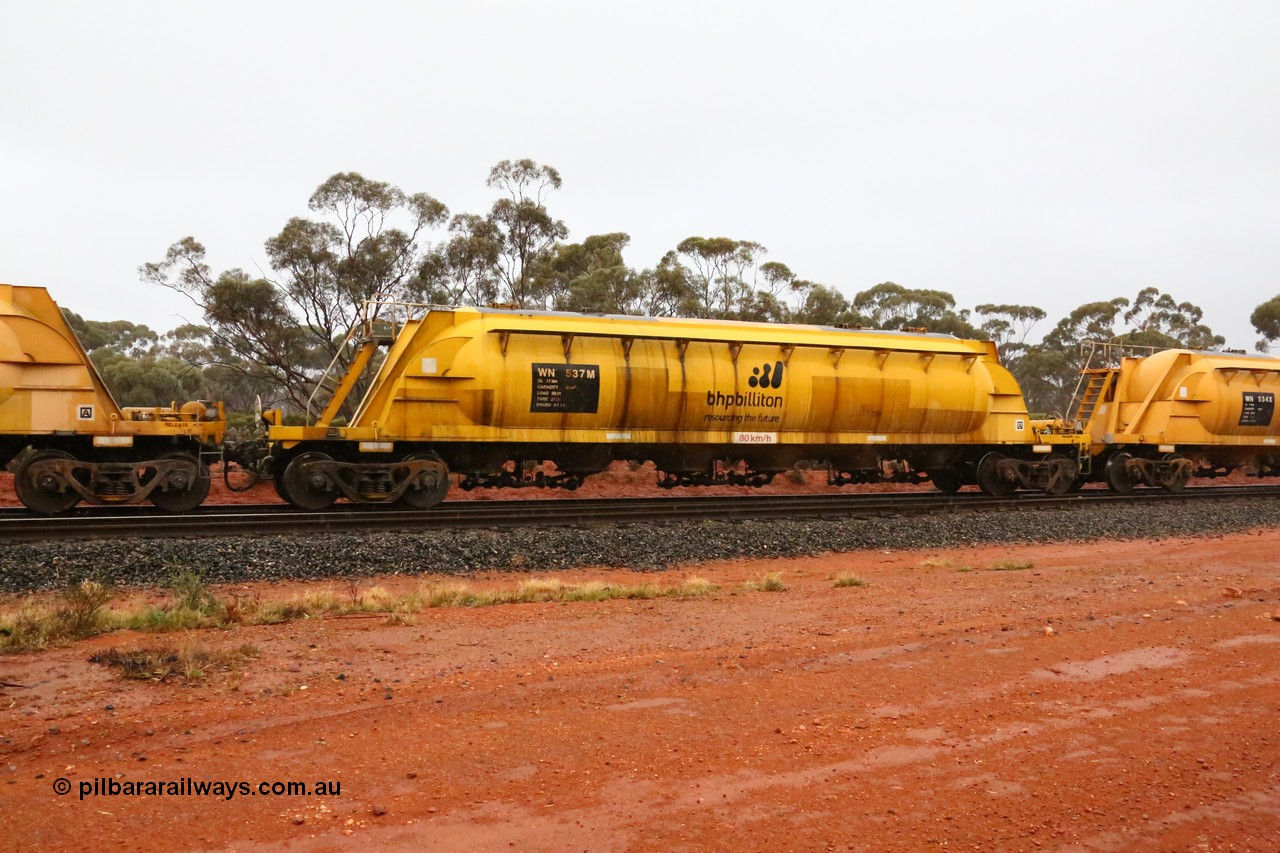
748, 361, 784, 389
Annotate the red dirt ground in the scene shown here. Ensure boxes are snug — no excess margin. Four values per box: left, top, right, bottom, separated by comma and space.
1, 528, 1278, 850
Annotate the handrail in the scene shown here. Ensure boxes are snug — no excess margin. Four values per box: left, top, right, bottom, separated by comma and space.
303, 300, 451, 421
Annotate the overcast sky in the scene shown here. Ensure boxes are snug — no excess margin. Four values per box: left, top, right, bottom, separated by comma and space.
2, 1, 1277, 348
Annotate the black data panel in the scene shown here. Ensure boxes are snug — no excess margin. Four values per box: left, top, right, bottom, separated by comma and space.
531, 363, 600, 413
1239, 391, 1275, 427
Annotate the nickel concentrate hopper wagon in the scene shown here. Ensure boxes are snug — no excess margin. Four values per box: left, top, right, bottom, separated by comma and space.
261, 304, 1088, 510
1072, 342, 1280, 492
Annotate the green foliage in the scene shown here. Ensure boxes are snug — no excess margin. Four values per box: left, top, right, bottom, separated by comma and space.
1251, 295, 1280, 351
63, 310, 160, 357
142, 172, 447, 413
851, 282, 978, 336
58, 579, 113, 636
93, 351, 203, 407
0, 580, 113, 651
485, 159, 569, 308
1122, 287, 1224, 351
417, 159, 567, 310
62, 309, 260, 408
169, 570, 221, 615
975, 304, 1047, 359
792, 283, 859, 326
414, 213, 503, 306
536, 233, 650, 315
660, 236, 767, 319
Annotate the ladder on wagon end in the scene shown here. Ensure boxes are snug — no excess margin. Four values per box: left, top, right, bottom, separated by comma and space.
1067, 340, 1167, 429
1071, 369, 1114, 426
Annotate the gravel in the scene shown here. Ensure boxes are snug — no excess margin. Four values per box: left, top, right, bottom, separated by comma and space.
3, 497, 1280, 593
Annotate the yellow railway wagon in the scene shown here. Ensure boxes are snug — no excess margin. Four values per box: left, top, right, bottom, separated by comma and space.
267, 305, 1086, 509
1, 284, 226, 512
1076, 347, 1280, 492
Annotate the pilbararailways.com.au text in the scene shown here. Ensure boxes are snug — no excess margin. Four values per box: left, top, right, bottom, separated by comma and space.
53, 776, 341, 801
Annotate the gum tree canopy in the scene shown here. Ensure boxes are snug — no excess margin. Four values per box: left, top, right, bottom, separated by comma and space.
141, 173, 447, 411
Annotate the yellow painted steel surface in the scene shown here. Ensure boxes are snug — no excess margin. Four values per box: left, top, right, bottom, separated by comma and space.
1086, 349, 1280, 447
279, 306, 1041, 447
0, 284, 225, 443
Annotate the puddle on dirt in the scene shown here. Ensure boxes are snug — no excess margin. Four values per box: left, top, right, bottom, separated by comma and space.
1035, 646, 1190, 681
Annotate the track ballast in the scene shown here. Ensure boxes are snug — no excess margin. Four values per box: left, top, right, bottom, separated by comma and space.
3, 485, 1280, 543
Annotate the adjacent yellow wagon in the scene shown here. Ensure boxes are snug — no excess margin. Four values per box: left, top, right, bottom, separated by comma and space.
1, 284, 226, 512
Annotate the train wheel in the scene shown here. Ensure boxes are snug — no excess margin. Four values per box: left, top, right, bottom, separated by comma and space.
282, 452, 339, 510
148, 453, 211, 512
14, 450, 80, 514
398, 452, 450, 509
976, 453, 1017, 497
1163, 453, 1191, 493
1044, 454, 1078, 496
930, 468, 963, 494
270, 455, 295, 504
1104, 452, 1135, 494
272, 472, 294, 504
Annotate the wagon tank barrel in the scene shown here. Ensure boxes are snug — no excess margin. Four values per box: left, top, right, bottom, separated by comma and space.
262, 302, 1090, 509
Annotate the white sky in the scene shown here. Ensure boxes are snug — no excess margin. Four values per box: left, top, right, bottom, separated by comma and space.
2, 1, 1277, 348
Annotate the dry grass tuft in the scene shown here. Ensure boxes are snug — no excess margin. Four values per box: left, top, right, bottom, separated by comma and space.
90, 641, 259, 682
989, 559, 1034, 571
2, 574, 721, 654
743, 572, 787, 592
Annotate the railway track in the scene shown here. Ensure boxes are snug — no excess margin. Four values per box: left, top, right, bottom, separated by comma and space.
4, 484, 1280, 542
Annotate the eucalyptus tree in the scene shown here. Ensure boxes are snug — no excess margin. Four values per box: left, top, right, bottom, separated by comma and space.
1251, 295, 1280, 351
413, 213, 503, 306
141, 172, 448, 413
974, 304, 1047, 361
791, 283, 858, 326
415, 159, 567, 310
61, 309, 205, 408
1020, 289, 1223, 416
535, 232, 649, 315
1121, 286, 1224, 350
656, 236, 768, 319
484, 159, 569, 308
850, 282, 978, 337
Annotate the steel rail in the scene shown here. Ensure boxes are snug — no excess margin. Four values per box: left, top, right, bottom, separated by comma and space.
3, 484, 1280, 543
